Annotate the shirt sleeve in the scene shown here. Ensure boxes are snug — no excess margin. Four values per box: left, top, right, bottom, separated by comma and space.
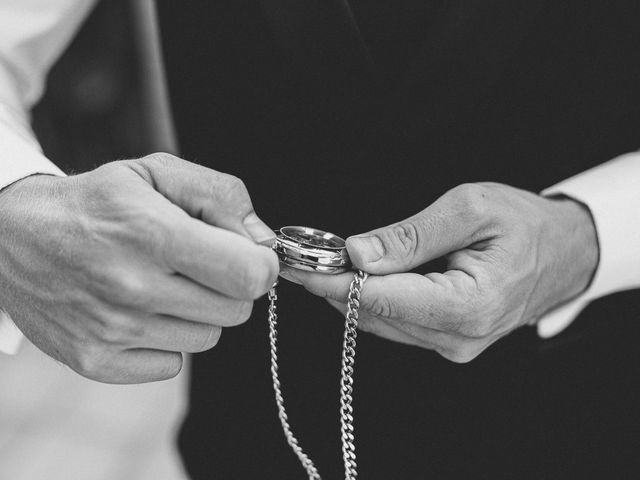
0, 0, 98, 355
536, 152, 640, 338
0, 106, 65, 355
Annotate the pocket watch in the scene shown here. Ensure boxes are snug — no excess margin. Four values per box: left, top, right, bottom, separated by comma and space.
273, 225, 351, 274
269, 225, 368, 480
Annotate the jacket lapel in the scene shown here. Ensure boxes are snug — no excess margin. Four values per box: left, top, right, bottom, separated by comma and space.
257, 0, 377, 83
387, 0, 547, 131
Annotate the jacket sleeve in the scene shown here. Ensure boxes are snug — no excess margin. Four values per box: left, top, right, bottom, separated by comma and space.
537, 152, 640, 338
0, 0, 97, 354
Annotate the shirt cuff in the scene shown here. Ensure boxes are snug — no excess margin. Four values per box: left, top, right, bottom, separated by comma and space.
0, 104, 65, 355
536, 152, 640, 338
0, 104, 64, 190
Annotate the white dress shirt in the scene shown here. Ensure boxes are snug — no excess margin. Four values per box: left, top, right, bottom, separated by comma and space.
0, 2, 189, 479
0, 0, 639, 478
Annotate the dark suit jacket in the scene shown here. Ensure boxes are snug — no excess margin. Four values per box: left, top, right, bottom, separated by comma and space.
35, 1, 640, 478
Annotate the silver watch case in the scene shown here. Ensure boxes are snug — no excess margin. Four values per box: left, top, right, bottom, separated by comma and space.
273, 226, 351, 274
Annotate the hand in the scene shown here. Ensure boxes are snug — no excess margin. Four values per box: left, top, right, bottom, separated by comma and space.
283, 183, 599, 362
0, 153, 278, 383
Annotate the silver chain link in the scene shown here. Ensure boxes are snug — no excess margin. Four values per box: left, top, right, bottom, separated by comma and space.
268, 282, 322, 480
268, 271, 369, 480
340, 270, 368, 479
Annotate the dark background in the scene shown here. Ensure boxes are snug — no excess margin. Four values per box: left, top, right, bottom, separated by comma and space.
33, 1, 640, 478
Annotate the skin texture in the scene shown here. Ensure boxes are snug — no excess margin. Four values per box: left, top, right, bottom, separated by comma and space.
0, 153, 278, 383
283, 182, 599, 363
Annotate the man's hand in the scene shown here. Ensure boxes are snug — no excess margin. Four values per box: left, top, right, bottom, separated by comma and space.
283, 183, 599, 363
0, 153, 278, 383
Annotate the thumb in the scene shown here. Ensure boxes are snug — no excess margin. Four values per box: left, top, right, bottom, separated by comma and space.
128, 153, 275, 244
347, 184, 490, 274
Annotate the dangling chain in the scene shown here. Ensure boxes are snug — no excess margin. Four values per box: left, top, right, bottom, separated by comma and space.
340, 270, 368, 478
268, 283, 321, 480
267, 270, 369, 480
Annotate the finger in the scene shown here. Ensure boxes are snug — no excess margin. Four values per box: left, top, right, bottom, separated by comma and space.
131, 153, 275, 243
326, 298, 428, 348
162, 220, 279, 300
328, 298, 496, 363
345, 183, 496, 274
284, 267, 498, 362
76, 349, 184, 384
284, 266, 478, 332
146, 273, 253, 326
385, 318, 496, 363
130, 314, 222, 353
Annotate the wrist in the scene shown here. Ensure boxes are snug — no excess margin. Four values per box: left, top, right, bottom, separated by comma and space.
0, 174, 65, 242
0, 173, 59, 202
546, 196, 600, 305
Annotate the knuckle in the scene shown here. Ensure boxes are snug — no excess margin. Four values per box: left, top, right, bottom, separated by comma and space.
384, 223, 420, 262
210, 173, 254, 217
234, 262, 263, 299
235, 253, 278, 299
234, 301, 254, 324
93, 160, 131, 179
72, 344, 110, 380
217, 173, 249, 201
82, 165, 128, 206
116, 153, 181, 186
199, 326, 222, 351
263, 252, 280, 288
96, 314, 143, 346
141, 152, 181, 167
448, 349, 480, 364
450, 183, 491, 220
109, 272, 152, 309
366, 294, 395, 319
440, 343, 482, 364
222, 300, 254, 326
451, 182, 487, 200
95, 321, 123, 345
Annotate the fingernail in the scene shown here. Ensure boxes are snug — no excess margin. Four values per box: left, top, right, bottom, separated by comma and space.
348, 236, 385, 264
243, 213, 276, 244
